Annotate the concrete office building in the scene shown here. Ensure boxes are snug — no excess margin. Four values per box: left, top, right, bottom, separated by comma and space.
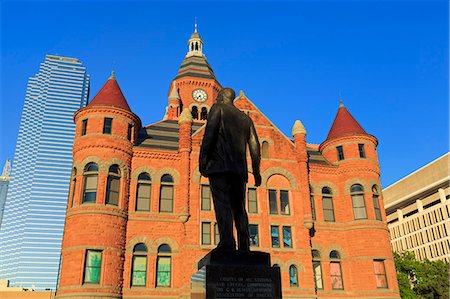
384, 153, 450, 262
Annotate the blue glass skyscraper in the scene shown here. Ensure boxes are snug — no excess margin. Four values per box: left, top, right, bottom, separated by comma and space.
0, 55, 90, 290
0, 159, 11, 229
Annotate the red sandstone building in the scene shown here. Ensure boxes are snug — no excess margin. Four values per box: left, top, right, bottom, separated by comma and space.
57, 29, 400, 299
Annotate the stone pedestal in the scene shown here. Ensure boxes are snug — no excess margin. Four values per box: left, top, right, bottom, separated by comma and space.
198, 250, 282, 299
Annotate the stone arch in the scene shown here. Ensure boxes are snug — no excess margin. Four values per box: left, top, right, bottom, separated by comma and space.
105, 157, 128, 179
285, 259, 304, 272
153, 237, 179, 254
125, 236, 154, 254
131, 166, 157, 181
271, 257, 285, 270
199, 104, 210, 111
367, 178, 382, 191
155, 168, 180, 184
259, 137, 274, 147
72, 161, 82, 173
81, 156, 106, 173
261, 167, 298, 190
324, 245, 347, 261
344, 178, 370, 195
311, 244, 325, 257
316, 181, 339, 196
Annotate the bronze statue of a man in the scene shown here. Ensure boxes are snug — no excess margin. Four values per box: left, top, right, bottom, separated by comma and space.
200, 88, 261, 251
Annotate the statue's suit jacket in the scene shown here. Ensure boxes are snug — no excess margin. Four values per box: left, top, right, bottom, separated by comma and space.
199, 102, 260, 181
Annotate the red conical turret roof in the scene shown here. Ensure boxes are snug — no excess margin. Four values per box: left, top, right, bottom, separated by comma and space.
326, 101, 367, 140
88, 72, 131, 111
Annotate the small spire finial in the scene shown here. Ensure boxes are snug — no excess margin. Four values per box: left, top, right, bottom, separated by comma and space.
109, 69, 116, 80
194, 17, 198, 33
339, 97, 344, 108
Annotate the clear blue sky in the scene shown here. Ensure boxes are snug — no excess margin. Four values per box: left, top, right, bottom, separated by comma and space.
1, 0, 448, 187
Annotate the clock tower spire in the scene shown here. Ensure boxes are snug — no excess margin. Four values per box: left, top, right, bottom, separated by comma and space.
166, 25, 222, 121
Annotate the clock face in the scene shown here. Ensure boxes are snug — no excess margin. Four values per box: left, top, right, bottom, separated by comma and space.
192, 89, 208, 102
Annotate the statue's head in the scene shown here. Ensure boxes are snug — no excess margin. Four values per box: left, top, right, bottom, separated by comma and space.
216, 88, 235, 105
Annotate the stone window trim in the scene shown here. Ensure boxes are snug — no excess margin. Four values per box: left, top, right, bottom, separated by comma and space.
131, 167, 157, 181
261, 168, 298, 190
126, 236, 179, 255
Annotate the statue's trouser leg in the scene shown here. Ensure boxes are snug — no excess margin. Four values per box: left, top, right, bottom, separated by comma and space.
210, 174, 236, 250
229, 177, 250, 251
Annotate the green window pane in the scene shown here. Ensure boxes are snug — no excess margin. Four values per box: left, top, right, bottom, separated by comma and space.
84, 250, 102, 283
157, 257, 171, 287
132, 256, 147, 286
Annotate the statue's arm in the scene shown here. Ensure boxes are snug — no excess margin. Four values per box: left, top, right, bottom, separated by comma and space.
199, 105, 221, 176
248, 121, 261, 186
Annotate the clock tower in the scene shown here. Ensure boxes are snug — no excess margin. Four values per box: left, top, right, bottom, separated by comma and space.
166, 24, 222, 121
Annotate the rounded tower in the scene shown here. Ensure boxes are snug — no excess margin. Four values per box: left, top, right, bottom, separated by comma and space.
314, 100, 399, 297
57, 72, 141, 298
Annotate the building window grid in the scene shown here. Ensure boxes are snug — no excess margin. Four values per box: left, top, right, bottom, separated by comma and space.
322, 187, 335, 222
82, 163, 98, 204
271, 225, 280, 248
83, 250, 102, 284
336, 146, 344, 161
103, 117, 112, 134
106, 165, 120, 206
373, 260, 388, 288
156, 244, 171, 287
201, 185, 211, 211
351, 184, 367, 220
136, 173, 151, 212
248, 188, 258, 214
159, 174, 174, 213
131, 244, 148, 287
249, 224, 259, 247
358, 143, 366, 158
81, 119, 88, 136
268, 189, 290, 215
202, 222, 212, 245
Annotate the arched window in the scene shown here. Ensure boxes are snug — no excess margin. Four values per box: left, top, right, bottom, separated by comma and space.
330, 250, 344, 290
195, 42, 199, 51
322, 187, 335, 222
351, 184, 367, 219
159, 174, 174, 213
372, 185, 382, 221
191, 106, 199, 120
312, 250, 323, 290
70, 167, 77, 207
136, 173, 151, 211
262, 141, 269, 159
82, 163, 98, 203
200, 107, 208, 120
131, 243, 147, 286
106, 165, 121, 206
156, 244, 172, 287
310, 185, 316, 220
289, 265, 298, 286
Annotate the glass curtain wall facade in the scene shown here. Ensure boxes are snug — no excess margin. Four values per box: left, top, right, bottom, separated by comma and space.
0, 55, 89, 290
0, 159, 11, 228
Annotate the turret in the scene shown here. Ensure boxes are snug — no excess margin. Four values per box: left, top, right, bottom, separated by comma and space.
57, 72, 141, 299
319, 99, 378, 165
